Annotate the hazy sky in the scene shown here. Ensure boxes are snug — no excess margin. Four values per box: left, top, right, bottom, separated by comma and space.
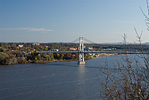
0, 0, 149, 43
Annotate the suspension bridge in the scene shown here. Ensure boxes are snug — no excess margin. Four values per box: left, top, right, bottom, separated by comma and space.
37, 37, 147, 65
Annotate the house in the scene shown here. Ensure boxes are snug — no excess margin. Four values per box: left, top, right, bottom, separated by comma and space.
32, 42, 40, 46
17, 45, 23, 48
69, 47, 77, 51
86, 47, 93, 51
45, 46, 48, 48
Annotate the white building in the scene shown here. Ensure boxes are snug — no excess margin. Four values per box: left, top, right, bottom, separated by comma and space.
32, 42, 40, 46
18, 45, 23, 48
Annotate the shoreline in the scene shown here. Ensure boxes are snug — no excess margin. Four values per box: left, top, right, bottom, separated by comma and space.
0, 53, 118, 66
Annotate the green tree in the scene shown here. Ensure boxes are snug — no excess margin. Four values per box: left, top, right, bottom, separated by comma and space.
0, 52, 9, 64
65, 53, 72, 59
60, 54, 64, 60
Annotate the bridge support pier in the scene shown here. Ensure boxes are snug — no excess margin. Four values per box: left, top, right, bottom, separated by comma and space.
78, 37, 85, 65
78, 53, 85, 65
78, 61, 85, 65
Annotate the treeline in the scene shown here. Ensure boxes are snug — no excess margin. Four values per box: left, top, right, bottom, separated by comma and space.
1, 42, 149, 52
53, 53, 92, 61
0, 42, 95, 65
0, 51, 93, 65
0, 52, 54, 65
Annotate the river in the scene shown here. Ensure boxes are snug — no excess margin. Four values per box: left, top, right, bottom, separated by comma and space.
0, 55, 143, 100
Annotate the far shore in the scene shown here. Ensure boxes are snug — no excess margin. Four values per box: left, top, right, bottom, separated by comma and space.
0, 53, 118, 66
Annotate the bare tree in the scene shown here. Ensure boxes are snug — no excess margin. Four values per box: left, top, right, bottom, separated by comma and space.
100, 0, 149, 99
100, 34, 148, 100
141, 0, 149, 30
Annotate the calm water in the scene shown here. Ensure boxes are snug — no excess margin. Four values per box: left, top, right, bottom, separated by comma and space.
0, 55, 142, 100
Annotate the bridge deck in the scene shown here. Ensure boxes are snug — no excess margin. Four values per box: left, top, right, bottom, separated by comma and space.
36, 51, 149, 54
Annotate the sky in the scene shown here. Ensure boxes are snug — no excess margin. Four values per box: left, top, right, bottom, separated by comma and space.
0, 0, 149, 43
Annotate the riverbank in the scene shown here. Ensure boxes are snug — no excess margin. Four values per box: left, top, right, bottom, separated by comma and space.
94, 53, 118, 58
49, 53, 118, 63
0, 53, 118, 66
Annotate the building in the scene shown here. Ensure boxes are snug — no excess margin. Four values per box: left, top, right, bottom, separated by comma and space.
32, 42, 40, 46
17, 45, 23, 48
86, 47, 93, 51
51, 49, 59, 51
45, 46, 48, 48
69, 47, 77, 51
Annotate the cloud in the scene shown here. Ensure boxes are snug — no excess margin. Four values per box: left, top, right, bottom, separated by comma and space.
0, 28, 53, 32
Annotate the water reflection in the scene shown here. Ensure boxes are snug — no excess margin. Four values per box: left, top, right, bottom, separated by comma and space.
77, 65, 86, 98
78, 64, 85, 76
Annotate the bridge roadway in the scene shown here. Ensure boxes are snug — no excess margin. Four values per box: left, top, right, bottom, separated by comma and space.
36, 51, 149, 54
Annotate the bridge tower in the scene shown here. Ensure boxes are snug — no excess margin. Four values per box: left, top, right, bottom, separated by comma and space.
78, 37, 85, 65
